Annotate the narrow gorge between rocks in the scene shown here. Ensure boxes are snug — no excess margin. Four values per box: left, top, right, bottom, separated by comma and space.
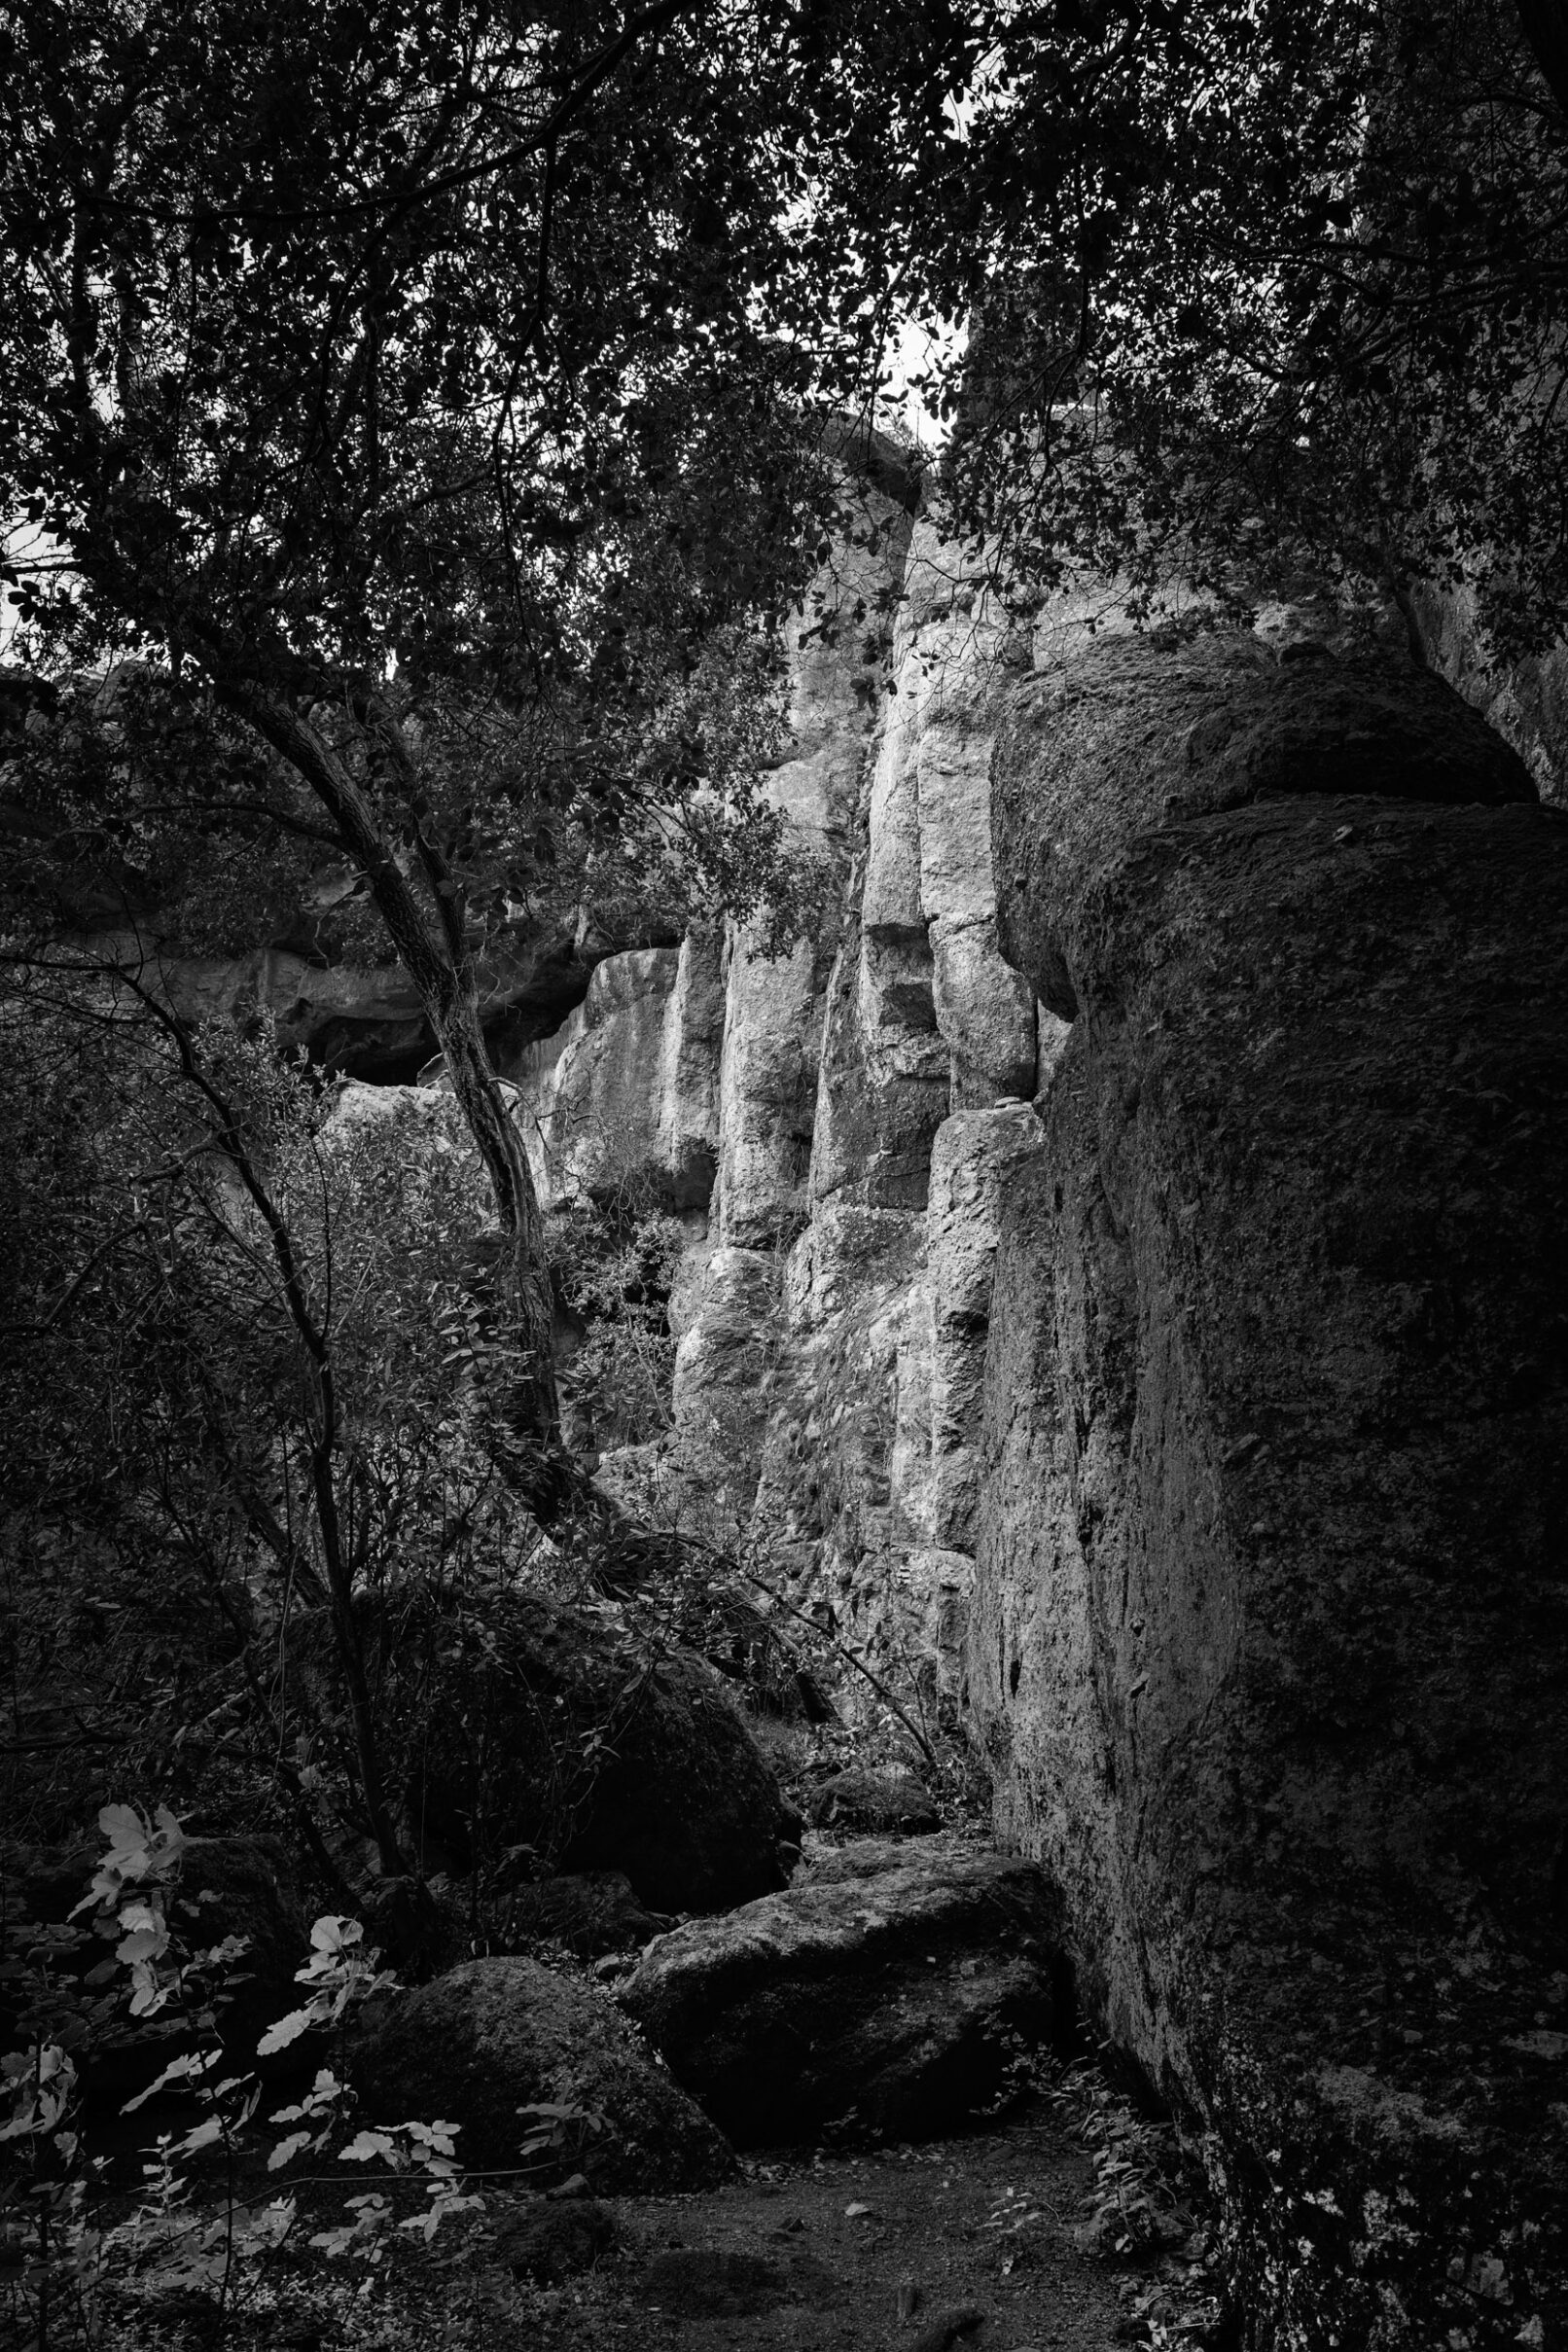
70, 464, 1566, 2352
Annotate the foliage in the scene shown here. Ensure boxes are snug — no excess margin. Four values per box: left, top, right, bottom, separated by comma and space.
0, 974, 731, 1929
1039, 2057, 1226, 2349
0, 976, 555, 1875
548, 1193, 691, 1459
0, 0, 914, 1488
0, 0, 859, 691
2, 1802, 489, 2352
805, 0, 1568, 662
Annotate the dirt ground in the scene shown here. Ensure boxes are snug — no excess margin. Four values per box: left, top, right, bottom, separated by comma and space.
33, 2074, 1218, 2351
455, 2107, 1134, 2352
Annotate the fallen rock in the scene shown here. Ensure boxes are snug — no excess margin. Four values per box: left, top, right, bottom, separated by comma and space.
799, 1835, 959, 1887
495, 2196, 616, 2282
619, 1835, 1065, 2145
802, 1769, 942, 1836
348, 1955, 736, 2191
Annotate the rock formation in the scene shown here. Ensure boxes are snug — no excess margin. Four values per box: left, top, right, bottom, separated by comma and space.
980, 630, 1568, 2348
196, 452, 1567, 2343
348, 1953, 736, 2190
493, 511, 1567, 2345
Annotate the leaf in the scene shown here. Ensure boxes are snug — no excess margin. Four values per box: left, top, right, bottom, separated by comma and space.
239, 2197, 296, 2251
121, 2051, 213, 2113
307, 1914, 364, 1956
151, 1805, 185, 1853
257, 2003, 320, 2056
268, 2130, 312, 2171
115, 1927, 165, 1965
97, 1802, 148, 1859
340, 2129, 405, 2165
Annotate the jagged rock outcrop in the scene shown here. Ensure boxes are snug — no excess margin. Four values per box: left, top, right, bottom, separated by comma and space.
978, 628, 1568, 2350
91, 916, 629, 1082
1414, 577, 1568, 807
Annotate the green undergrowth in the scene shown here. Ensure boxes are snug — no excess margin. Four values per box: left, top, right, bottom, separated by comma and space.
1040, 2055, 1228, 2350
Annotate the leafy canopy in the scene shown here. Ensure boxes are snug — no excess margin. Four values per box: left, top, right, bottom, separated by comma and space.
0, 0, 928, 969
813, 0, 1568, 658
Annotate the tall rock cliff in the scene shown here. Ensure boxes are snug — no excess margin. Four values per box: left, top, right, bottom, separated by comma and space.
508, 510, 1568, 2350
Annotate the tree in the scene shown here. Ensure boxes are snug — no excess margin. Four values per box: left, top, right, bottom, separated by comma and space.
0, 0, 880, 1509
0, 959, 567, 1882
812, 0, 1568, 661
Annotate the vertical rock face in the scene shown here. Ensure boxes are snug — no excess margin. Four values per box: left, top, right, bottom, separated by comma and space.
741, 525, 1049, 1695
980, 629, 1568, 2350
510, 935, 724, 1211
503, 503, 1568, 2342
511, 507, 1045, 1721
1413, 577, 1568, 807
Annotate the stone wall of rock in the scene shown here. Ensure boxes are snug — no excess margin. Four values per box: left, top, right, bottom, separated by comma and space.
1415, 579, 1568, 806
531, 510, 1072, 1736
976, 631, 1568, 2349
119, 914, 629, 1082
507, 534, 1568, 2345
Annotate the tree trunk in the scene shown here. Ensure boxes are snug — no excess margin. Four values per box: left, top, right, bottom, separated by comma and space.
214, 679, 570, 1516
425, 954, 570, 1517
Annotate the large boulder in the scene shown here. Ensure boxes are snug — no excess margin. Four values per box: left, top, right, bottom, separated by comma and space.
994, 632, 1535, 1019
618, 1835, 1066, 2146
364, 1587, 802, 1916
348, 1955, 735, 2191
978, 629, 1568, 2349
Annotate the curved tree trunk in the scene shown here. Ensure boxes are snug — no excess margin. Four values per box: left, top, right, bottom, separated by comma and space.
425, 957, 568, 1515
215, 679, 570, 1517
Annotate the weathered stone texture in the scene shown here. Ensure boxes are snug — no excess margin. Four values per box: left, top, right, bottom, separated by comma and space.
619, 1835, 1064, 2145
149, 921, 623, 1082
993, 633, 1534, 1021
977, 631, 1568, 2349
925, 1107, 1045, 1551
350, 1955, 735, 2189
515, 935, 723, 1211
714, 928, 830, 1250
1413, 574, 1568, 806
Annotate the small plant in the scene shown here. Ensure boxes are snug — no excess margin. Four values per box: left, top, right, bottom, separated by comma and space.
1039, 2056, 1226, 2349
515, 2098, 608, 2173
